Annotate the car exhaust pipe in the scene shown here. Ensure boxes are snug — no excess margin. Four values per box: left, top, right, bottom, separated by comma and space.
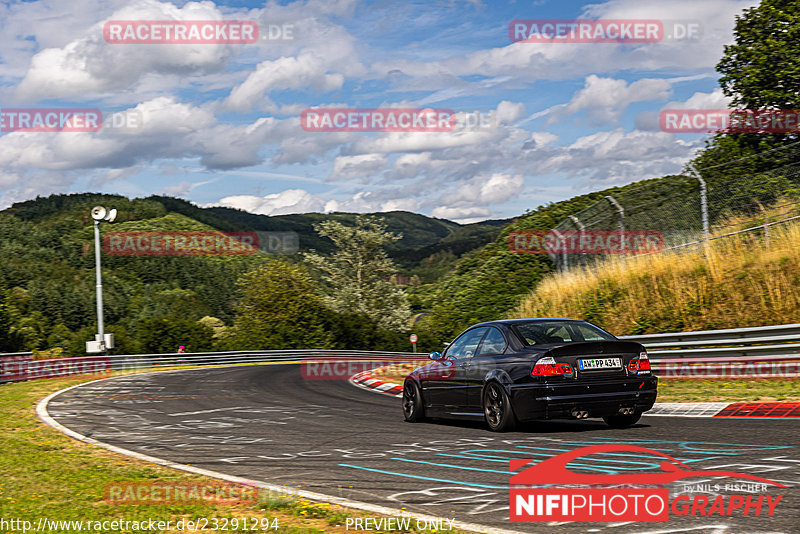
618, 407, 635, 415
571, 409, 589, 419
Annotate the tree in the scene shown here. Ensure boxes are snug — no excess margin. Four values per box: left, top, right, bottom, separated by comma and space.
690, 0, 800, 173
303, 215, 411, 331
225, 260, 334, 349
717, 0, 800, 110
0, 292, 23, 352
325, 312, 407, 351
137, 315, 214, 354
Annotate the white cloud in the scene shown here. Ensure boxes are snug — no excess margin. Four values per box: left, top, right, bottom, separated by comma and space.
520, 76, 673, 127
423, 173, 525, 224
449, 173, 525, 205
325, 191, 420, 213
0, 96, 296, 207
14, 0, 249, 101
430, 206, 491, 224
212, 188, 421, 217
0, 0, 745, 222
563, 75, 672, 125
223, 7, 365, 112
663, 87, 732, 110
496, 101, 526, 124
158, 181, 196, 196
523, 132, 560, 149
535, 128, 700, 184
214, 189, 326, 215
330, 153, 387, 181
223, 53, 345, 113
635, 88, 732, 130
375, 0, 756, 86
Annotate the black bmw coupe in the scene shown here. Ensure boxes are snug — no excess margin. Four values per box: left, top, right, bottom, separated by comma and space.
402, 318, 657, 431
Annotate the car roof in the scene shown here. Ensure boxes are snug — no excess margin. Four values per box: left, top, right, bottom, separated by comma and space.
473, 318, 590, 327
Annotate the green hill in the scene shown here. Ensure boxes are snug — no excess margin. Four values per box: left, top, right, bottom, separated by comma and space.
3, 161, 795, 355
5, 193, 507, 256
413, 168, 793, 342
0, 193, 506, 354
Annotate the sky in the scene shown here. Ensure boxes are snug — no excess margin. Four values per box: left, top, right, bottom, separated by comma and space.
0, 0, 754, 223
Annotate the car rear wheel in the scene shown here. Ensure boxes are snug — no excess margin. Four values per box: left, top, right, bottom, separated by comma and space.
483, 382, 516, 432
603, 412, 642, 428
402, 380, 426, 422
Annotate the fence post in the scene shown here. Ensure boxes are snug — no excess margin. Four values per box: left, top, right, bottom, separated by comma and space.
605, 196, 625, 254
568, 215, 586, 267
551, 229, 566, 272
689, 165, 709, 243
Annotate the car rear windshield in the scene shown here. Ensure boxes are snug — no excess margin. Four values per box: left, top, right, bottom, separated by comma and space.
513, 321, 616, 345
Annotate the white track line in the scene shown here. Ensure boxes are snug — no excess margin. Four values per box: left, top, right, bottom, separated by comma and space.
36, 367, 526, 534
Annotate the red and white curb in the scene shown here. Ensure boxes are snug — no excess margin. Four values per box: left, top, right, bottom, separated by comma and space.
349, 369, 403, 396
349, 367, 800, 419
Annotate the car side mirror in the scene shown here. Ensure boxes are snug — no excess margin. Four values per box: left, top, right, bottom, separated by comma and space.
428, 351, 442, 361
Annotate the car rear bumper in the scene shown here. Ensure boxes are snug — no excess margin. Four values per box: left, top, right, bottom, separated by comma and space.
509, 376, 658, 421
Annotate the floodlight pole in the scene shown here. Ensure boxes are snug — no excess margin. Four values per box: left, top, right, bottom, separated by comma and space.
93, 219, 105, 343
88, 205, 116, 355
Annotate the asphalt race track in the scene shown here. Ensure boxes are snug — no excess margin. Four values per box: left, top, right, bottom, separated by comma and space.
44, 364, 800, 534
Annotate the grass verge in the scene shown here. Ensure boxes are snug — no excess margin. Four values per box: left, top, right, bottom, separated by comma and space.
0, 371, 466, 534
655, 378, 800, 402
513, 204, 800, 335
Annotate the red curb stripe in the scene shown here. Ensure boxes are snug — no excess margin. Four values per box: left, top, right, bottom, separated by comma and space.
714, 402, 800, 418
350, 369, 404, 397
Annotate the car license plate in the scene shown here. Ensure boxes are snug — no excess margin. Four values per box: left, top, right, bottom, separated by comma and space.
579, 357, 622, 370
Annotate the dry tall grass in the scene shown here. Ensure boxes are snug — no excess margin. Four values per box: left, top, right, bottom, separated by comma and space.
513, 216, 800, 335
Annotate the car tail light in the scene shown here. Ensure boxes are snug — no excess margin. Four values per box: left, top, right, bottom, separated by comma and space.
628, 352, 651, 374
532, 356, 573, 376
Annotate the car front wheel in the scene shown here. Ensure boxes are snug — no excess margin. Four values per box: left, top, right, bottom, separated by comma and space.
402, 380, 426, 422
603, 412, 642, 428
483, 381, 516, 432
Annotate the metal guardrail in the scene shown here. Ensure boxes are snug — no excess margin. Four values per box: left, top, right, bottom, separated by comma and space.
619, 323, 800, 377
620, 323, 800, 344
4, 322, 800, 382
651, 354, 800, 379
619, 323, 800, 359
0, 350, 423, 383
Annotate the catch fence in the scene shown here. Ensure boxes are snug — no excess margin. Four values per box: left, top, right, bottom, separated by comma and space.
550, 141, 800, 270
